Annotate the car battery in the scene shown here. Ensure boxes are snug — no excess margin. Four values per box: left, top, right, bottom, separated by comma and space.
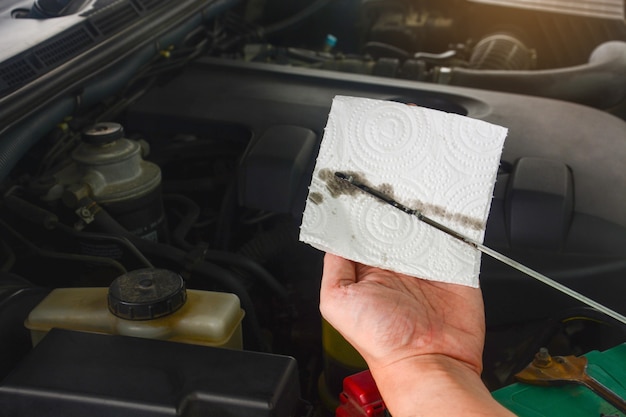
493, 343, 626, 416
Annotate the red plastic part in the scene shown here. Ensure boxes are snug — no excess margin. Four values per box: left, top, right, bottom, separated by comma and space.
336, 370, 386, 417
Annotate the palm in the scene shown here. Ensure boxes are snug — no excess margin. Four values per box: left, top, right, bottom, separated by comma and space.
320, 254, 485, 373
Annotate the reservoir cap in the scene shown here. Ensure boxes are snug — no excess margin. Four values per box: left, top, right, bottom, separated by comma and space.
108, 269, 187, 320
83, 122, 125, 145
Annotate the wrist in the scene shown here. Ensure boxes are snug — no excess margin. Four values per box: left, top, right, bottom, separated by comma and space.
368, 354, 514, 417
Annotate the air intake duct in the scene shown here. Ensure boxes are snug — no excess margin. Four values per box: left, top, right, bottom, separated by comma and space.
469, 33, 536, 70
436, 41, 626, 109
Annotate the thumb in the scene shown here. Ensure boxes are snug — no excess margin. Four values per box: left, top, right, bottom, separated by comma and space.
321, 253, 357, 291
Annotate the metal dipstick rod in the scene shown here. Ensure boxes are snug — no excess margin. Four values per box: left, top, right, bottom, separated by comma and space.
334, 171, 626, 326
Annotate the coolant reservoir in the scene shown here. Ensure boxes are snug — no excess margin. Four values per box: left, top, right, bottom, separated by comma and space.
25, 269, 244, 349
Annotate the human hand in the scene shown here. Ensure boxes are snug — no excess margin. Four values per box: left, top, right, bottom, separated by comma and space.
320, 253, 516, 416
319, 252, 485, 373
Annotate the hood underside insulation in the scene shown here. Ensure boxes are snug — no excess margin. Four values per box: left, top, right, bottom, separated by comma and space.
468, 0, 624, 20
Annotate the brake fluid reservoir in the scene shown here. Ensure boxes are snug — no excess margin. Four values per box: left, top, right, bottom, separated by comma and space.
25, 269, 244, 349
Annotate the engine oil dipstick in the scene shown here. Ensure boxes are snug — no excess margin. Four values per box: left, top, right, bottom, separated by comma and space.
515, 348, 626, 413
334, 171, 626, 326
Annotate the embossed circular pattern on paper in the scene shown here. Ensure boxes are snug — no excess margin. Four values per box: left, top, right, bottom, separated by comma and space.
350, 199, 430, 264
349, 102, 432, 172
444, 115, 506, 171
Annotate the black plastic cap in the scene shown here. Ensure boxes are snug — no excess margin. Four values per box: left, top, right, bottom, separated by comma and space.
83, 122, 125, 145
108, 269, 187, 320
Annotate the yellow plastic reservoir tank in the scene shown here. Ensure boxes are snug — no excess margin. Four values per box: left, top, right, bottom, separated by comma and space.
25, 268, 245, 349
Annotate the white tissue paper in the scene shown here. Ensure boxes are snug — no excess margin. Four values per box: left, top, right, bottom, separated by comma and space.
299, 95, 508, 287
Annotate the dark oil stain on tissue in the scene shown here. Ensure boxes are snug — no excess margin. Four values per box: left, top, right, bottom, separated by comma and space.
405, 199, 484, 231
315, 168, 484, 231
308, 192, 324, 205
318, 168, 396, 199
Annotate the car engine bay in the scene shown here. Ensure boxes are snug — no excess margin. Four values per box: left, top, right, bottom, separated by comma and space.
1, 0, 626, 415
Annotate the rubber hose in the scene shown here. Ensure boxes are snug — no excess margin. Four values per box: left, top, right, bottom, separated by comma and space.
161, 177, 226, 194
3, 195, 59, 230
164, 194, 288, 299
2, 194, 153, 268
55, 224, 154, 269
203, 250, 288, 299
213, 180, 237, 250
0, 217, 127, 275
164, 194, 201, 251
